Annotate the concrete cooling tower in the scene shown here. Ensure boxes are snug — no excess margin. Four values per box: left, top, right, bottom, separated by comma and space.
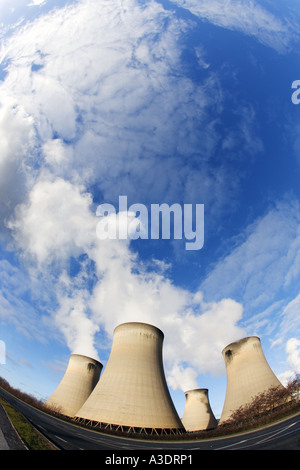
45, 354, 102, 418
219, 336, 283, 423
181, 389, 218, 432
74, 322, 184, 434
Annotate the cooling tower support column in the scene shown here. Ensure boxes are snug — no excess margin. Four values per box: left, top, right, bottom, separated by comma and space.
219, 336, 283, 423
45, 354, 102, 418
74, 322, 184, 435
182, 389, 218, 432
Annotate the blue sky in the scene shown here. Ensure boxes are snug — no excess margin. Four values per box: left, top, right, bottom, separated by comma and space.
0, 0, 300, 419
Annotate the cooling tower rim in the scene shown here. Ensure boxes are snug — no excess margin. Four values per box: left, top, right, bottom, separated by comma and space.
113, 321, 164, 337
221, 335, 260, 354
184, 388, 208, 394
70, 353, 103, 367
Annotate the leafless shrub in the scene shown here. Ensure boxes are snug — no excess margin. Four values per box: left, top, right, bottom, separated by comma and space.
42, 402, 64, 416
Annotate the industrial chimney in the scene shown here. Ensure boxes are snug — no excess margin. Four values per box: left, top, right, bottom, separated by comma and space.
45, 354, 102, 417
219, 336, 283, 423
181, 388, 218, 432
74, 322, 184, 434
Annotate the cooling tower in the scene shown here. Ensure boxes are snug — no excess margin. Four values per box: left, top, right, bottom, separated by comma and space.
181, 388, 218, 432
74, 322, 184, 434
45, 354, 102, 417
219, 336, 283, 423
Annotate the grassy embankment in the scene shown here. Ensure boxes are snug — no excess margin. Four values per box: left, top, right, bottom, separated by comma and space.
0, 397, 56, 450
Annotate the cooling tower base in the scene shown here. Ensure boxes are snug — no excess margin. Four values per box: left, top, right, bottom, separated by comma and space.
73, 416, 185, 436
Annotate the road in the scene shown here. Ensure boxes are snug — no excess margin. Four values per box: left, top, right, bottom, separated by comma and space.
1, 387, 299, 452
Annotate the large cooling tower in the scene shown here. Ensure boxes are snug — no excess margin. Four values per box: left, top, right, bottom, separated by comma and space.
74, 322, 184, 434
219, 336, 283, 423
45, 354, 102, 417
181, 388, 218, 432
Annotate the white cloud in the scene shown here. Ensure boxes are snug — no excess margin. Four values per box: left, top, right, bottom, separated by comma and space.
167, 364, 199, 392
171, 0, 299, 52
42, 138, 73, 169
278, 337, 300, 385
54, 288, 100, 361
0, 97, 35, 238
286, 338, 300, 372
8, 176, 95, 266
0, 0, 262, 216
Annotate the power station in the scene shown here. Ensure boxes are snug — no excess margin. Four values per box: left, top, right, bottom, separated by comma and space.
219, 336, 283, 423
181, 388, 218, 431
74, 322, 184, 434
43, 327, 285, 435
45, 353, 102, 417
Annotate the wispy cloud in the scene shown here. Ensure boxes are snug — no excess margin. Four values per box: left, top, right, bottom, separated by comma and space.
0, 259, 49, 342
0, 0, 262, 214
277, 294, 300, 344
170, 0, 300, 52
28, 0, 47, 6
200, 199, 300, 313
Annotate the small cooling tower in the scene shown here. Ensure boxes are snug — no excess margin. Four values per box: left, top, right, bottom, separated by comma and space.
181, 388, 218, 432
45, 354, 102, 417
74, 322, 184, 434
219, 336, 283, 423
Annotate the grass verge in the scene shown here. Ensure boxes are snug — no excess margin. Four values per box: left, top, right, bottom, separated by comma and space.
0, 398, 56, 450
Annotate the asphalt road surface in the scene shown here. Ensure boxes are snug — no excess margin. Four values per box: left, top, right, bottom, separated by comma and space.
1, 387, 299, 453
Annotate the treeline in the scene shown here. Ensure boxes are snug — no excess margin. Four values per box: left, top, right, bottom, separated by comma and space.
0, 375, 71, 423
0, 376, 46, 410
0, 374, 299, 440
